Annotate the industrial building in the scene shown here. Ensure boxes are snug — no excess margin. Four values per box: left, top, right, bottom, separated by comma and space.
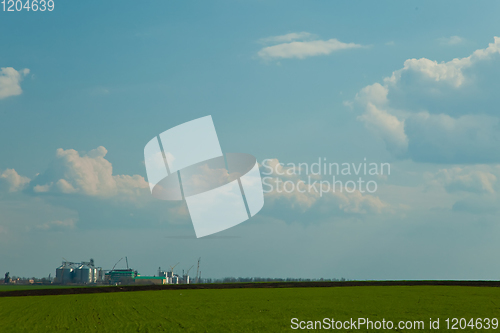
157, 260, 198, 284
105, 269, 136, 285
158, 269, 180, 284
55, 259, 103, 284
54, 257, 199, 285
134, 276, 166, 285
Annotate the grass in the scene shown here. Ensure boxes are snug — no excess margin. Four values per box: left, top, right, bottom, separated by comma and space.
0, 284, 83, 292
0, 286, 499, 332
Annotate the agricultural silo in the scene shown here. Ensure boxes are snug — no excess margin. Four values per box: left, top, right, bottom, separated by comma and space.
96, 268, 104, 282
90, 267, 97, 283
77, 264, 93, 284
55, 263, 65, 283
56, 262, 75, 284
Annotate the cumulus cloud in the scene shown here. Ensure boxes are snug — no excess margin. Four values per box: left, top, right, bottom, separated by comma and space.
36, 218, 77, 231
438, 36, 464, 46
0, 146, 194, 236
357, 103, 408, 157
429, 166, 498, 194
348, 36, 500, 163
354, 83, 389, 106
397, 57, 468, 87
0, 169, 30, 192
31, 146, 149, 198
258, 32, 315, 44
423, 164, 500, 215
33, 183, 52, 193
0, 67, 30, 99
405, 113, 500, 164
260, 159, 390, 220
257, 33, 363, 60
386, 36, 500, 87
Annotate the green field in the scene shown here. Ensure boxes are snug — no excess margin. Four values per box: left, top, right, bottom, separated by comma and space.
1, 286, 499, 332
0, 284, 83, 292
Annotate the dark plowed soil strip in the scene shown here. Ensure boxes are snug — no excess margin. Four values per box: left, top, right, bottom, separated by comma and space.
1, 281, 500, 298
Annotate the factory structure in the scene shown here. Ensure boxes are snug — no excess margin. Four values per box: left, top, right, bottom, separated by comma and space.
55, 259, 103, 284
54, 257, 201, 286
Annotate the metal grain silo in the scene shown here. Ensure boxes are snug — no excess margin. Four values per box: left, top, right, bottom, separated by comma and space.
58, 263, 75, 284
77, 264, 93, 284
55, 263, 65, 284
90, 267, 97, 283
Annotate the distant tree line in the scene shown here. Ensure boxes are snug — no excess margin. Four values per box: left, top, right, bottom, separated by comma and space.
199, 277, 349, 284
2, 272, 52, 285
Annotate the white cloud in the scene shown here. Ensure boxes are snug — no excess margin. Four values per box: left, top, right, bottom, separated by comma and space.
0, 147, 194, 237
354, 83, 389, 106
257, 33, 363, 60
405, 113, 500, 163
357, 103, 408, 157
36, 218, 77, 230
347, 36, 500, 163
32, 146, 149, 198
56, 179, 77, 193
258, 32, 315, 44
353, 83, 408, 156
0, 169, 30, 192
438, 36, 464, 46
399, 57, 467, 87
33, 183, 52, 193
419, 164, 500, 216
260, 158, 390, 217
385, 36, 500, 88
0, 67, 30, 99
431, 167, 497, 194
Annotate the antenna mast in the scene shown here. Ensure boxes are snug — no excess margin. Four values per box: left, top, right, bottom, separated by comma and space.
196, 257, 201, 283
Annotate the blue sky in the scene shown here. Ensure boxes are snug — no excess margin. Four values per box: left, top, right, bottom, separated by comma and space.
1, 1, 500, 280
